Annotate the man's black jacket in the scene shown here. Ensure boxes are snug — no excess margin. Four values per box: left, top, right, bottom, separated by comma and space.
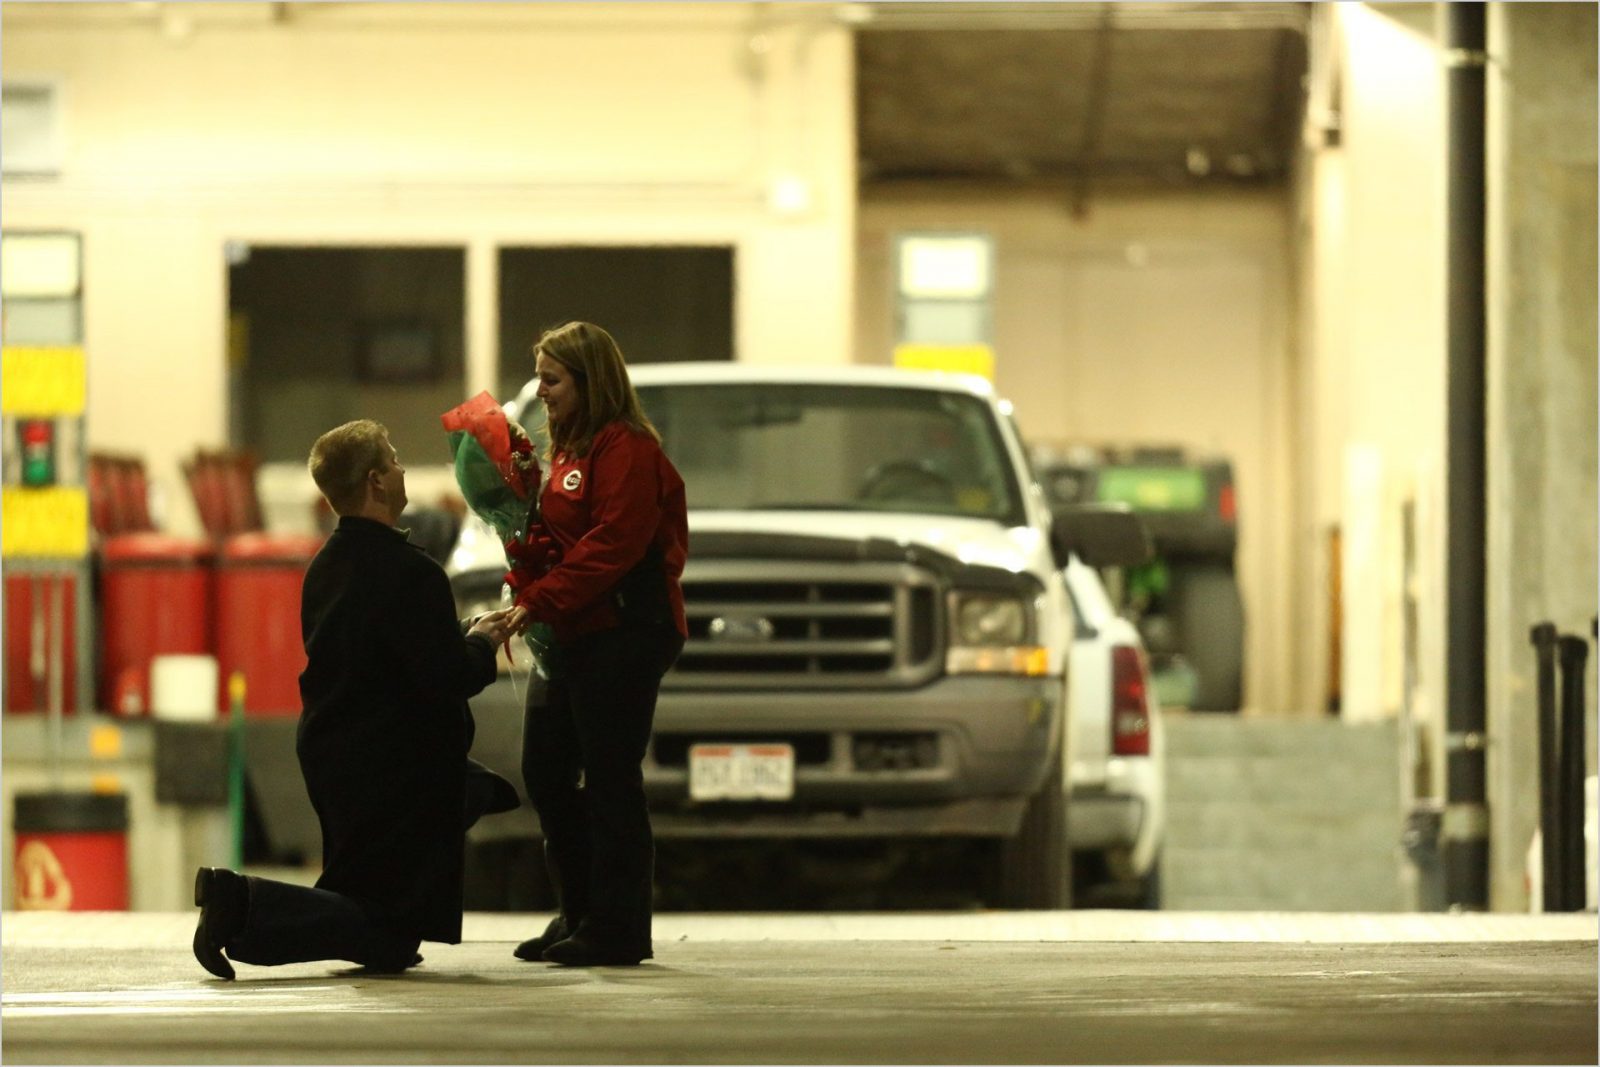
296, 515, 498, 943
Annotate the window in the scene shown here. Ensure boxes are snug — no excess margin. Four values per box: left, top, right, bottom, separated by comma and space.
226, 246, 465, 462
497, 246, 734, 401
637, 382, 1024, 524
2, 83, 62, 177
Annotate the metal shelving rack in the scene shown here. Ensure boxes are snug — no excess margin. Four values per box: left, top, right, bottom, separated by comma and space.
2, 230, 94, 766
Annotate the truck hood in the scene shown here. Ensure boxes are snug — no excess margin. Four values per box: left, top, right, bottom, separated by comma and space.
448, 509, 1050, 581
687, 510, 1047, 577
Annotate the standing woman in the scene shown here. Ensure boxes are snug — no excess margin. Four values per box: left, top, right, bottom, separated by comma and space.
508, 321, 687, 967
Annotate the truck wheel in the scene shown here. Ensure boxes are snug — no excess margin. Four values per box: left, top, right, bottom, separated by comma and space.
1171, 562, 1244, 711
994, 761, 1070, 908
1073, 851, 1162, 910
464, 838, 554, 911
1130, 859, 1162, 910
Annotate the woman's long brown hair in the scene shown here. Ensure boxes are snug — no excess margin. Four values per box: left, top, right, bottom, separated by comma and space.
533, 321, 659, 458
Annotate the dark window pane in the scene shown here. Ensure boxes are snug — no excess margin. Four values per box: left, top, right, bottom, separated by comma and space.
497, 246, 733, 402
227, 246, 465, 463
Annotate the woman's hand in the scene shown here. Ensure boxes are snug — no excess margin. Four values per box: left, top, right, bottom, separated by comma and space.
468, 606, 528, 644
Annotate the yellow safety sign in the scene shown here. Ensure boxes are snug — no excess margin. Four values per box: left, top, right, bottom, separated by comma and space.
1, 346, 87, 416
2, 486, 89, 558
893, 343, 995, 382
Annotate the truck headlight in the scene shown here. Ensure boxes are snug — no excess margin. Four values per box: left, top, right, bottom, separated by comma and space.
952, 594, 1026, 645
946, 592, 1046, 676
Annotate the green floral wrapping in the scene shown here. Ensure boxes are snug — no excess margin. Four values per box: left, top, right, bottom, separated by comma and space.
441, 396, 561, 679
446, 429, 530, 542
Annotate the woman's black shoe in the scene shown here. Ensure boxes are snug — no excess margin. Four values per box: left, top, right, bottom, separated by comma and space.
513, 915, 574, 961
541, 929, 651, 967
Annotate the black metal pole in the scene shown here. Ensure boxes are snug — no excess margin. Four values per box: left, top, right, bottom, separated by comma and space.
1531, 623, 1561, 910
1556, 635, 1589, 910
1443, 2, 1490, 910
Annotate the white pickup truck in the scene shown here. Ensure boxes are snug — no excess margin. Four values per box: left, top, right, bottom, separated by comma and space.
449, 363, 1164, 907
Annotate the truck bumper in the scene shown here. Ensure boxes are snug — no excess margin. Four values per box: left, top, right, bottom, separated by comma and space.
465, 673, 1060, 840
1066, 754, 1163, 875
1066, 792, 1143, 848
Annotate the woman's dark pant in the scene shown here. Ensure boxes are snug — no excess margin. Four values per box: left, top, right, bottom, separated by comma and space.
225, 876, 420, 971
521, 624, 682, 946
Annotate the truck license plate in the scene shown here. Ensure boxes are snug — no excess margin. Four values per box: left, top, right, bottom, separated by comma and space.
688, 743, 795, 801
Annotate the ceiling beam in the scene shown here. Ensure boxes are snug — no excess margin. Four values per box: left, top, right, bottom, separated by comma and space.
1071, 4, 1118, 216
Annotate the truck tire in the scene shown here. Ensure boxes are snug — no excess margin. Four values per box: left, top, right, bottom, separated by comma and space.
463, 838, 554, 911
1171, 562, 1244, 711
995, 760, 1070, 909
1075, 852, 1162, 910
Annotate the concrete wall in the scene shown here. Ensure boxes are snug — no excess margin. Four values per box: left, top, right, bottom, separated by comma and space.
857, 188, 1296, 714
1299, 2, 1597, 910
1, 1, 856, 537
1485, 1, 1598, 911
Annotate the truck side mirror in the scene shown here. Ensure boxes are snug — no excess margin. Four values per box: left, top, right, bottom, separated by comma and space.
1050, 503, 1153, 569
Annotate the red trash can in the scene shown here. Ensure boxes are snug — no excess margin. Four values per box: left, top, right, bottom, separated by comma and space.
13, 791, 129, 910
99, 533, 213, 716
215, 532, 324, 716
4, 571, 79, 714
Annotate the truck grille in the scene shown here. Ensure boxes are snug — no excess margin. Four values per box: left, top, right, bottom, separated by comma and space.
671, 560, 940, 689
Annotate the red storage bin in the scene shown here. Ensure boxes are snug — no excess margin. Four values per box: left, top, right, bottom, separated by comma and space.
4, 571, 79, 714
215, 532, 324, 716
100, 533, 213, 716
13, 791, 129, 910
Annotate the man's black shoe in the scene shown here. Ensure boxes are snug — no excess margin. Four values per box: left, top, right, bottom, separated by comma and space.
513, 915, 575, 961
463, 760, 521, 831
192, 867, 248, 980
541, 928, 652, 967
360, 952, 425, 974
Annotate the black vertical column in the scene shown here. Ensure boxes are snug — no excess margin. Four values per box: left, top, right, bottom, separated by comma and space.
1443, 2, 1490, 910
1556, 636, 1589, 910
1531, 623, 1561, 909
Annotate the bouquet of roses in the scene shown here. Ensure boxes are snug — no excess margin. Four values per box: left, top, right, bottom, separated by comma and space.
440, 391, 562, 679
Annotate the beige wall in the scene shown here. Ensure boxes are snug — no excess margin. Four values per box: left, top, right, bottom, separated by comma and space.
1294, 3, 1450, 746
1, 1, 856, 535
858, 188, 1297, 715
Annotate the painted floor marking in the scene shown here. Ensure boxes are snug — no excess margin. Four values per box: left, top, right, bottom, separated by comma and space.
2, 984, 413, 1018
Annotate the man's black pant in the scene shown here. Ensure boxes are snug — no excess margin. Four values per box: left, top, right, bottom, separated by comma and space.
224, 876, 420, 971
222, 759, 515, 971
521, 623, 682, 946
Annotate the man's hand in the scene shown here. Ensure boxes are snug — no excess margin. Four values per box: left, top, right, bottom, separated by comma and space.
468, 606, 528, 644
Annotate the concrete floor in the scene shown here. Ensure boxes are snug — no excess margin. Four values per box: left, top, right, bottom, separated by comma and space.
2, 912, 1595, 1065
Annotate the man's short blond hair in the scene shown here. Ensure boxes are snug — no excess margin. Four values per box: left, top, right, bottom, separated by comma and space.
308, 420, 389, 515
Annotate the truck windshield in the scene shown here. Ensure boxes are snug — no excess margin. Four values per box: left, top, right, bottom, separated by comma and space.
636, 383, 1025, 524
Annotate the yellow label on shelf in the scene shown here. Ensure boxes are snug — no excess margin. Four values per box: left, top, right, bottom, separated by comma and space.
90, 724, 124, 760
892, 343, 995, 381
1, 346, 86, 415
1, 486, 89, 558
